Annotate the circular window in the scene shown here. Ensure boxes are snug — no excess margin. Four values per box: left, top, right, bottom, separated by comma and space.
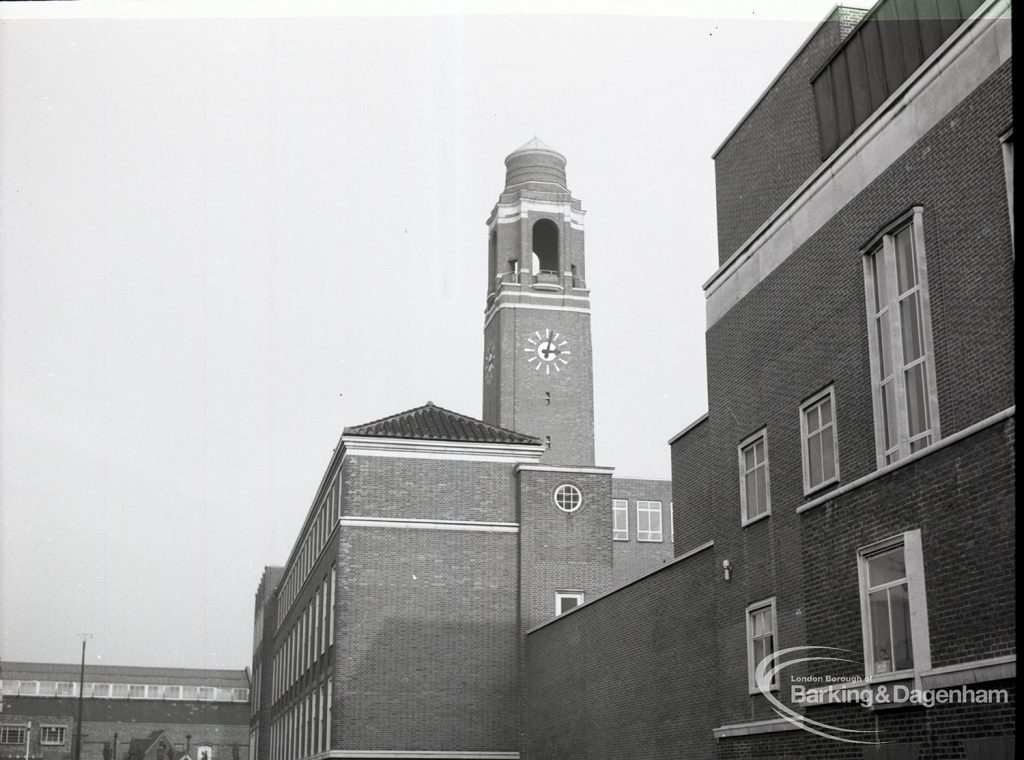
553, 484, 583, 513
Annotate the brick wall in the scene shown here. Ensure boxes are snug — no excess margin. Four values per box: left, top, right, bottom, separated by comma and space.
333, 524, 519, 752
517, 469, 614, 635
713, 6, 864, 263
341, 455, 517, 523
610, 477, 674, 584
524, 547, 718, 759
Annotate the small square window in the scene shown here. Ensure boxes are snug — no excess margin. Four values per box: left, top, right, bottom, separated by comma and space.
612, 499, 629, 541
800, 387, 840, 494
747, 598, 778, 694
636, 501, 663, 542
738, 429, 771, 525
555, 591, 584, 616
40, 726, 67, 746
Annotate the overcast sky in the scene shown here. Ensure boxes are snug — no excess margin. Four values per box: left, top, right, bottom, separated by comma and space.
1, 1, 848, 670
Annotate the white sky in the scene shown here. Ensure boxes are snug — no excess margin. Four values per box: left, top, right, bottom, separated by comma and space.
0, 1, 845, 669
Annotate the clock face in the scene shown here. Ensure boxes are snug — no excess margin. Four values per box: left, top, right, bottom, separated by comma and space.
484, 344, 496, 384
525, 329, 571, 374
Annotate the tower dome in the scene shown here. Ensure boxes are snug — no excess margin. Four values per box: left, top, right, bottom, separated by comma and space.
503, 137, 568, 191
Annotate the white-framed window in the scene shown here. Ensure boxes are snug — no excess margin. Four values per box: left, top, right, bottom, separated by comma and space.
196, 745, 213, 760
111, 683, 129, 699
863, 208, 940, 467
857, 530, 931, 678
746, 597, 778, 694
738, 429, 770, 525
0, 681, 19, 696
636, 501, 663, 542
198, 686, 216, 701
555, 590, 584, 615
233, 688, 250, 702
38, 681, 57, 696
146, 685, 163, 699
553, 483, 583, 513
128, 684, 145, 699
55, 681, 76, 697
90, 683, 110, 698
40, 726, 67, 746
20, 681, 39, 696
800, 386, 840, 494
0, 725, 27, 745
164, 685, 182, 700
612, 499, 629, 541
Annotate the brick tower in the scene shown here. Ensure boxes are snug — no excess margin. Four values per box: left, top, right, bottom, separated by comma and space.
482, 138, 595, 465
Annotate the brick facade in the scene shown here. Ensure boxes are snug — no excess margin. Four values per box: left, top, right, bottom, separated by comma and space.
1, 693, 250, 760
521, 2, 1014, 758
610, 478, 674, 584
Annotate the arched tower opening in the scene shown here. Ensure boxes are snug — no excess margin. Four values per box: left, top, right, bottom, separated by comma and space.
531, 218, 559, 274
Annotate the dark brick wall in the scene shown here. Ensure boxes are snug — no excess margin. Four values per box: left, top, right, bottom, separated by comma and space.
517, 469, 614, 635
333, 525, 518, 752
524, 548, 718, 760
341, 455, 517, 523
670, 417, 713, 554
713, 7, 865, 264
522, 33, 1014, 760
801, 419, 1016, 676
610, 477, 674, 584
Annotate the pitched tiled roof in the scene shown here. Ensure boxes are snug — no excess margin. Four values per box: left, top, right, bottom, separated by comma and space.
343, 402, 541, 445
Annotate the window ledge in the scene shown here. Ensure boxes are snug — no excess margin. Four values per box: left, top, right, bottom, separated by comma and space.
742, 511, 771, 528
798, 406, 1015, 515
802, 476, 840, 499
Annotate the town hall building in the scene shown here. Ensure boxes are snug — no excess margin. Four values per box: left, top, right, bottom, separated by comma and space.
248, 139, 672, 760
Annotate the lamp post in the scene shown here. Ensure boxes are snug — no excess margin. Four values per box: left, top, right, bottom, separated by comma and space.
74, 635, 92, 760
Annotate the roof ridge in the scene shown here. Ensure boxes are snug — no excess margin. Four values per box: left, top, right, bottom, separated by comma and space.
343, 402, 542, 445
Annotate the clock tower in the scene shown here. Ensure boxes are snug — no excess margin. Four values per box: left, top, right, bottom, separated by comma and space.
482, 139, 595, 466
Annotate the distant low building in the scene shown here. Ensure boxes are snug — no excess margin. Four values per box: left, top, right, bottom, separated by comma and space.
0, 663, 250, 760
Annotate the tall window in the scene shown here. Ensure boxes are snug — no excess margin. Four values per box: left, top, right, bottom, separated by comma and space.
612, 499, 628, 541
863, 209, 940, 466
738, 429, 770, 524
858, 531, 930, 677
636, 501, 663, 542
746, 598, 777, 693
800, 387, 840, 494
